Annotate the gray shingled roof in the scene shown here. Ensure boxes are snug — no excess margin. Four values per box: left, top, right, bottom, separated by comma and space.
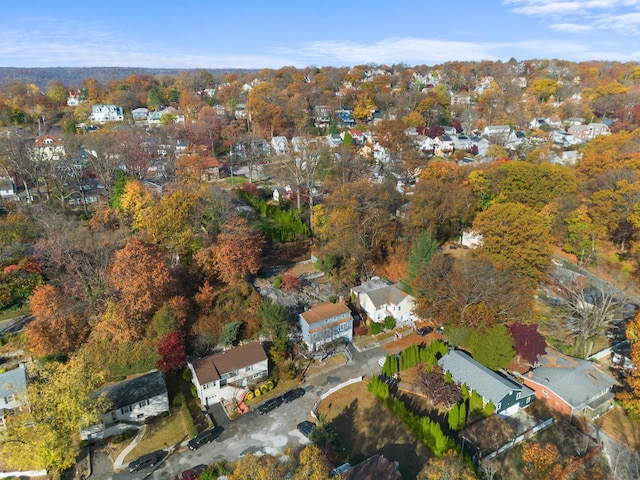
352, 278, 410, 308
96, 370, 167, 411
526, 350, 615, 408
0, 364, 27, 398
438, 350, 533, 405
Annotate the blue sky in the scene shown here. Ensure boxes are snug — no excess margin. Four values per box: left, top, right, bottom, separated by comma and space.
1, 0, 639, 69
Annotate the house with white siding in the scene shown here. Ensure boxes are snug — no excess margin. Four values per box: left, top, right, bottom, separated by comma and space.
89, 104, 124, 123
81, 370, 170, 441
351, 277, 417, 324
189, 342, 269, 407
0, 363, 28, 428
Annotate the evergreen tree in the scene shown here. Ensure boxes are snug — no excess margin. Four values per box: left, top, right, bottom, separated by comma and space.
404, 231, 438, 294
469, 324, 516, 370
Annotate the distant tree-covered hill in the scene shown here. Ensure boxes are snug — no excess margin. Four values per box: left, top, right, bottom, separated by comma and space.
0, 67, 254, 89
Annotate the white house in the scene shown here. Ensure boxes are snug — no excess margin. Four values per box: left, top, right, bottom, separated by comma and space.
270, 136, 289, 155
89, 104, 124, 123
81, 370, 169, 441
459, 230, 483, 248
0, 176, 17, 201
189, 342, 269, 407
0, 363, 28, 428
350, 277, 417, 324
299, 302, 353, 351
33, 135, 65, 162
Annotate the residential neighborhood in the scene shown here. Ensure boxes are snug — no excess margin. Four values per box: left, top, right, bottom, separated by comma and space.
1, 55, 640, 480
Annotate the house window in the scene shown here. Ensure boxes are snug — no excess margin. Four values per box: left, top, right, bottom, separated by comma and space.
120, 406, 131, 414
516, 392, 521, 400
496, 402, 501, 411
245, 365, 253, 372
138, 400, 149, 408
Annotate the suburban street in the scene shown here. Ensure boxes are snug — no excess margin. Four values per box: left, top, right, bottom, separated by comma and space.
98, 344, 387, 480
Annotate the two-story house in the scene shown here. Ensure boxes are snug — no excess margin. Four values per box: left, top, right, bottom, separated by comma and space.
350, 277, 417, 324
299, 302, 353, 351
81, 370, 170, 441
270, 136, 289, 155
439, 350, 535, 417
89, 104, 124, 123
0, 363, 28, 428
189, 342, 269, 407
33, 135, 65, 162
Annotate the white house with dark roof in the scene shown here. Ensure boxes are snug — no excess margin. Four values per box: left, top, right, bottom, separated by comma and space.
0, 363, 28, 428
89, 104, 124, 123
351, 277, 417, 324
438, 350, 535, 417
81, 370, 169, 440
299, 302, 353, 351
188, 342, 268, 407
523, 349, 616, 420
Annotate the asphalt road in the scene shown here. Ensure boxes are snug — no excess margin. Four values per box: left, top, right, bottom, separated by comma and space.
99, 344, 385, 480
0, 314, 33, 335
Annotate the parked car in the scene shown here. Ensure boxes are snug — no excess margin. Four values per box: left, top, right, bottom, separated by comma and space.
256, 396, 283, 415
128, 451, 164, 472
188, 426, 224, 450
282, 388, 305, 403
174, 464, 208, 480
297, 420, 316, 438
417, 326, 433, 336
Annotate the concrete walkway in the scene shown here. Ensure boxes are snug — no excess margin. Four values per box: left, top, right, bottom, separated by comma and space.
113, 425, 147, 470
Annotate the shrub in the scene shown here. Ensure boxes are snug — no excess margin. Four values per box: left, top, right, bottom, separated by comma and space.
190, 384, 198, 400
383, 316, 396, 330
254, 388, 261, 397
281, 275, 301, 291
182, 404, 198, 439
246, 391, 255, 400
354, 324, 369, 336
260, 384, 269, 394
273, 277, 282, 289
173, 391, 186, 407
110, 429, 137, 444
182, 367, 193, 381
370, 322, 383, 335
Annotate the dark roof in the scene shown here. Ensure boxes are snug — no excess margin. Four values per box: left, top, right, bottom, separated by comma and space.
345, 455, 402, 480
97, 370, 167, 411
191, 342, 268, 385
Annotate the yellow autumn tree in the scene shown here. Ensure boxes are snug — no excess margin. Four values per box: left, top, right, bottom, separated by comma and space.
0, 357, 109, 479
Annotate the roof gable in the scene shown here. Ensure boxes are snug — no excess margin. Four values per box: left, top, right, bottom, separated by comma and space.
97, 370, 167, 411
300, 302, 351, 325
192, 342, 268, 385
438, 350, 531, 405
526, 349, 615, 407
0, 364, 27, 398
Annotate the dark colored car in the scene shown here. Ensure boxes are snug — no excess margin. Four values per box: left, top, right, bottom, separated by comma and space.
297, 420, 316, 438
282, 388, 305, 403
174, 464, 208, 480
128, 451, 164, 472
187, 426, 224, 450
256, 396, 283, 415
417, 326, 433, 336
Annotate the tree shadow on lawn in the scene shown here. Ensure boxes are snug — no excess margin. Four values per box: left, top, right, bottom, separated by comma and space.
329, 397, 431, 479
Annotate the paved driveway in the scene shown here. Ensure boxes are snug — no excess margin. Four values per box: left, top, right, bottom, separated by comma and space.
104, 345, 383, 480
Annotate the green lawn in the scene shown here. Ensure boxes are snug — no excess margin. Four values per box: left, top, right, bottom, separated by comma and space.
124, 409, 188, 462
0, 304, 30, 322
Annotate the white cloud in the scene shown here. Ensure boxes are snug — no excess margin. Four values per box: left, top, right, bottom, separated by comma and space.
549, 22, 593, 32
